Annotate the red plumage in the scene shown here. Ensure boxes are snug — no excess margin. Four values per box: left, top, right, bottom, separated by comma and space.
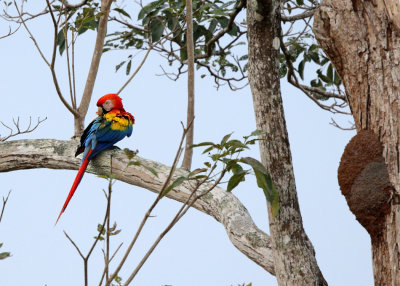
55, 149, 93, 225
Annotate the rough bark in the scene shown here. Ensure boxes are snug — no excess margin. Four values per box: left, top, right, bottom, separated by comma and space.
0, 138, 274, 274
247, 0, 326, 285
314, 1, 400, 285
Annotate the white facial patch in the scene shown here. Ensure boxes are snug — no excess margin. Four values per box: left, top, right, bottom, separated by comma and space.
103, 100, 114, 111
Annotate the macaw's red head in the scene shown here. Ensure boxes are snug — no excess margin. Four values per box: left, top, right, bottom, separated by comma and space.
97, 94, 124, 112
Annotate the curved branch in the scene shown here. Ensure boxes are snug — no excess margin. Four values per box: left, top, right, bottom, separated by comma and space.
0, 138, 274, 275
281, 6, 319, 22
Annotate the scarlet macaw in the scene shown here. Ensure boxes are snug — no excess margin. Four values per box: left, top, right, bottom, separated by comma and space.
56, 93, 134, 224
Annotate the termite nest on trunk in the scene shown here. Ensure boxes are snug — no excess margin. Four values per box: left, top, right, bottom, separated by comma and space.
338, 130, 392, 238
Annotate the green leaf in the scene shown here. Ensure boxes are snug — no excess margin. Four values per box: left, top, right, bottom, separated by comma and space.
0, 252, 10, 260
180, 48, 187, 61
150, 17, 164, 42
208, 18, 218, 33
202, 146, 214, 154
327, 63, 333, 83
126, 59, 132, 75
296, 0, 304, 5
225, 139, 248, 149
127, 161, 158, 177
220, 133, 233, 145
190, 142, 215, 148
298, 59, 305, 80
113, 8, 131, 19
127, 161, 141, 166
188, 168, 207, 177
334, 70, 341, 86
143, 165, 158, 177
97, 224, 106, 235
162, 176, 187, 196
138, 0, 164, 20
57, 28, 66, 55
240, 157, 279, 217
227, 172, 246, 192
250, 129, 263, 137
111, 229, 122, 236
123, 148, 136, 160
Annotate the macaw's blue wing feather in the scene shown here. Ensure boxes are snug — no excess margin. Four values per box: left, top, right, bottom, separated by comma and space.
81, 111, 133, 160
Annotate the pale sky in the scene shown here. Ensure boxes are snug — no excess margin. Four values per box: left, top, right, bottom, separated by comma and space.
1, 2, 371, 285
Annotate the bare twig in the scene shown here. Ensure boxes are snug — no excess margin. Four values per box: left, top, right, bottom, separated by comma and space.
330, 118, 356, 130
106, 120, 193, 285
116, 45, 153, 95
109, 16, 148, 33
117, 30, 175, 95
64, 10, 76, 109
281, 6, 319, 22
64, 179, 111, 286
46, 0, 78, 117
0, 117, 47, 142
122, 167, 226, 285
0, 190, 11, 224
64, 231, 85, 259
13, 1, 50, 67
0, 24, 20, 39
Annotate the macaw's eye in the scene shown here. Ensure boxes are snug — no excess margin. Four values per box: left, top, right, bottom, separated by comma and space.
103, 100, 114, 111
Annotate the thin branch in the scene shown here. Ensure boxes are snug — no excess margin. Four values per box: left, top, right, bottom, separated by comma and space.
0, 117, 46, 142
64, 231, 85, 259
122, 169, 226, 285
330, 118, 356, 130
0, 24, 20, 39
106, 121, 193, 285
109, 16, 148, 33
46, 0, 78, 116
281, 6, 319, 22
117, 30, 174, 95
13, 1, 50, 67
64, 10, 76, 109
116, 45, 152, 95
0, 190, 11, 224
181, 0, 195, 170
72, 30, 77, 108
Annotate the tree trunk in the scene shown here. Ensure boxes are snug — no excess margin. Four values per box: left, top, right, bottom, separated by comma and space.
314, 1, 400, 285
247, 0, 327, 285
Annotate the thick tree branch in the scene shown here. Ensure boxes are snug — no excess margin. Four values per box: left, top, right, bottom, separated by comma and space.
76, 0, 113, 136
0, 138, 275, 275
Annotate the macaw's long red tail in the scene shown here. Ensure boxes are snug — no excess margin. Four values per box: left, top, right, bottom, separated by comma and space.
55, 149, 93, 225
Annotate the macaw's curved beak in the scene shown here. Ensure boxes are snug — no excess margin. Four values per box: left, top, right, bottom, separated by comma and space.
97, 106, 104, 116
